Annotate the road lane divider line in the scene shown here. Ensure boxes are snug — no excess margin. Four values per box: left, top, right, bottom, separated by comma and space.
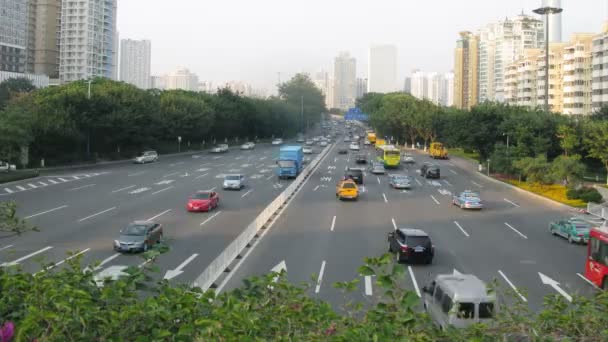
0, 245, 13, 252
443, 180, 453, 187
382, 193, 388, 203
111, 185, 136, 193
58, 178, 68, 182
4, 188, 13, 193
35, 248, 91, 276
1, 246, 53, 267
313, 185, 320, 191
448, 169, 458, 175
25, 205, 68, 219
315, 260, 327, 293
266, 175, 274, 180
576, 272, 600, 290
195, 173, 209, 180
364, 276, 373, 296
498, 270, 527, 302
152, 186, 174, 195
128, 171, 146, 177
28, 183, 37, 188
78, 207, 116, 222
415, 179, 422, 186
430, 195, 440, 205
377, 177, 381, 184
408, 266, 421, 297
504, 222, 528, 239
504, 198, 520, 207
163, 171, 179, 178
330, 216, 336, 232
145, 209, 172, 222
48, 179, 58, 184
68, 183, 96, 191
472, 181, 484, 188
206, 187, 217, 192
453, 221, 470, 237
94, 253, 121, 270
200, 211, 222, 227
241, 189, 253, 198
391, 218, 397, 230
16, 186, 26, 191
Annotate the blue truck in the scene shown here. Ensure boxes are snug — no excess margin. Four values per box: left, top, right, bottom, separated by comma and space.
276, 145, 304, 179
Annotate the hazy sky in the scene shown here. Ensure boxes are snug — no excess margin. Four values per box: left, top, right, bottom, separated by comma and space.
118, 0, 607, 90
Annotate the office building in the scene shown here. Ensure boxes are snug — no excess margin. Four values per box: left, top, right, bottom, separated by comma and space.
593, 22, 608, 111
454, 31, 479, 109
332, 51, 356, 110
563, 33, 594, 115
403, 76, 411, 93
410, 70, 426, 100
541, 0, 563, 43
31, 0, 62, 78
367, 44, 397, 93
356, 78, 367, 99
165, 67, 199, 91
59, 0, 118, 83
1, 0, 28, 73
441, 72, 455, 106
119, 39, 151, 89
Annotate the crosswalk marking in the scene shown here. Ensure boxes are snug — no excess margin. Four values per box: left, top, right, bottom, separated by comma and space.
4, 188, 13, 193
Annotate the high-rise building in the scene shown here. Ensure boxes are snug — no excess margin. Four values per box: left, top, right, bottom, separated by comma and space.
541, 0, 563, 43
367, 44, 397, 93
59, 0, 118, 83
410, 70, 426, 100
332, 51, 356, 110
165, 67, 199, 91
440, 72, 455, 107
403, 77, 412, 93
119, 39, 151, 89
356, 78, 368, 99
454, 31, 479, 110
563, 33, 594, 115
592, 22, 608, 111
151, 75, 166, 90
31, 0, 62, 78
426, 72, 441, 104
537, 42, 567, 113
313, 70, 332, 108
1, 0, 28, 73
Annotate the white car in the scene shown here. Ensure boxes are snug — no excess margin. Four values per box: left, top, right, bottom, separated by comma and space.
0, 161, 9, 172
403, 154, 415, 164
240, 142, 255, 150
303, 147, 313, 154
364, 140, 371, 146
320, 141, 328, 147
211, 144, 229, 153
313, 137, 321, 142
349, 143, 360, 151
272, 139, 283, 145
133, 150, 158, 164
305, 140, 314, 146
223, 174, 246, 190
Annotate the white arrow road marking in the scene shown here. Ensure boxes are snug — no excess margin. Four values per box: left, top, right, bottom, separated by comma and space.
453, 221, 470, 237
392, 218, 397, 230
163, 172, 179, 178
68, 183, 96, 191
200, 211, 222, 227
1, 246, 53, 267
271, 260, 287, 274
152, 186, 174, 195
155, 179, 175, 185
330, 216, 336, 232
195, 173, 209, 180
448, 169, 458, 175
315, 260, 327, 293
164, 254, 199, 280
576, 273, 600, 290
430, 195, 440, 205
415, 179, 422, 186
241, 189, 253, 198
472, 181, 484, 188
112, 185, 136, 193
498, 270, 527, 302
504, 222, 528, 239
24, 205, 68, 219
78, 207, 116, 222
145, 209, 172, 222
408, 266, 421, 297
504, 198, 520, 207
438, 189, 452, 196
0, 245, 13, 252
539, 272, 572, 302
129, 187, 151, 194
35, 248, 91, 276
382, 193, 388, 203
365, 276, 373, 296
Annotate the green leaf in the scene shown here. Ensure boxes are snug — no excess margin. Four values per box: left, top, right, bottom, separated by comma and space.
358, 265, 376, 276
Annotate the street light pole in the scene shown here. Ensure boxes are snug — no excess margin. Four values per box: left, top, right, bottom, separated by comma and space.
86, 79, 92, 158
301, 95, 304, 134
534, 5, 563, 113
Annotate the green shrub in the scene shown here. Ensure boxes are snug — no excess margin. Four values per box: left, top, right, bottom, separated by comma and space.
0, 170, 39, 184
567, 187, 603, 203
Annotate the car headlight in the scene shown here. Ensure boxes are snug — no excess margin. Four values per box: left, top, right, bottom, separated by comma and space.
114, 240, 120, 246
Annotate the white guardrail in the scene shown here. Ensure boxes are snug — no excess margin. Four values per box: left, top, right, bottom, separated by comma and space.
587, 202, 608, 220
192, 145, 332, 291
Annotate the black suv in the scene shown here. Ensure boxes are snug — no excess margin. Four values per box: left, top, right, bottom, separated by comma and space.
420, 164, 440, 179
355, 153, 367, 164
388, 228, 434, 264
338, 147, 348, 154
344, 168, 364, 184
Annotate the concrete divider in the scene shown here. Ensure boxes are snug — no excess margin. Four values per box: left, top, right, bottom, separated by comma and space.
192, 144, 332, 291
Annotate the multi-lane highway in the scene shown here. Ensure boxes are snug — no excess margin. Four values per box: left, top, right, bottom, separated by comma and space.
223, 140, 599, 311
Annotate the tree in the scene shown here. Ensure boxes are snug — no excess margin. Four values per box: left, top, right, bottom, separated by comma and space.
0, 78, 35, 110
550, 155, 585, 186
556, 123, 581, 157
513, 155, 552, 184
584, 120, 608, 185
0, 201, 37, 235
278, 74, 326, 133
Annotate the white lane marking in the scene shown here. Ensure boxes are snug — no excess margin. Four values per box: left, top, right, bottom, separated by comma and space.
408, 266, 421, 297
391, 218, 398, 230
16, 186, 26, 191
313, 185, 320, 191
472, 181, 484, 188
94, 253, 120, 270
504, 198, 520, 207
77, 207, 116, 222
1, 246, 53, 267
38, 181, 48, 186
25, 205, 68, 219
35, 248, 91, 276
72, 176, 80, 180
0, 245, 13, 252
266, 175, 274, 180
48, 179, 58, 184
430, 195, 440, 205
152, 186, 174, 195
27, 183, 37, 188
155, 179, 174, 185
443, 180, 453, 187
200, 211, 222, 227
330, 216, 336, 232
498, 270, 527, 302
58, 178, 68, 182
415, 179, 422, 186
365, 276, 373, 296
539, 272, 572, 302
170, 162, 185, 167
128, 171, 146, 177
576, 273, 600, 290
195, 173, 209, 180
163, 171, 179, 178
377, 177, 381, 184
260, 157, 267, 161
448, 169, 458, 175
453, 221, 470, 237
111, 185, 136, 193
382, 193, 388, 203
4, 188, 13, 194
447, 162, 455, 167
504, 222, 528, 239
129, 187, 150, 194
145, 209, 172, 222
241, 189, 253, 198
206, 186, 217, 192
315, 260, 327, 293
164, 253, 199, 280
68, 183, 96, 191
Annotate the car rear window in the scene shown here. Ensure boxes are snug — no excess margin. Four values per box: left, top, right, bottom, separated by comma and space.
456, 302, 475, 319
342, 183, 356, 189
225, 175, 240, 180
121, 224, 148, 236
407, 236, 431, 247
479, 302, 495, 318
192, 193, 211, 199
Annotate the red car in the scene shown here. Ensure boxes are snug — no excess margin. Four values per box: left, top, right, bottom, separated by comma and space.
186, 191, 219, 212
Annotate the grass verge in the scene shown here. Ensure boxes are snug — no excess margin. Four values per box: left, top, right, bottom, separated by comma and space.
504, 180, 587, 208
449, 148, 479, 162
0, 170, 39, 184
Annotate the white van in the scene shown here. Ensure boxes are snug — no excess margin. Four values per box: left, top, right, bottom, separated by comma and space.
422, 271, 496, 330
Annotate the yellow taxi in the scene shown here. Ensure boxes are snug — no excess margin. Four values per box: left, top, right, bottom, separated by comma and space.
336, 179, 359, 200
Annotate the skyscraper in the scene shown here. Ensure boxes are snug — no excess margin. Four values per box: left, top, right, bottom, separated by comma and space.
541, 0, 563, 43
403, 77, 412, 93
426, 72, 441, 104
120, 39, 151, 89
454, 31, 479, 110
165, 67, 199, 91
332, 51, 356, 110
410, 70, 426, 100
0, 0, 28, 73
443, 72, 455, 107
59, 0, 118, 83
367, 44, 397, 93
31, 0, 62, 78
356, 78, 368, 99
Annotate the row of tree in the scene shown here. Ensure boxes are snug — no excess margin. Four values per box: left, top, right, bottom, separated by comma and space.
0, 74, 326, 167
358, 92, 608, 185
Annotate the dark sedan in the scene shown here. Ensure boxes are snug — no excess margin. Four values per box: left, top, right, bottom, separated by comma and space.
114, 221, 163, 253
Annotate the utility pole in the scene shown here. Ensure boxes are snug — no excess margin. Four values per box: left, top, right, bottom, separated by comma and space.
86, 79, 92, 158
534, 4, 563, 113
301, 95, 304, 134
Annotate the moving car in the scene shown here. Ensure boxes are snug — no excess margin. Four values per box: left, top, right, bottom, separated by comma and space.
303, 147, 313, 154
338, 147, 348, 155
389, 174, 412, 189
320, 141, 328, 147
420, 164, 440, 179
403, 153, 415, 164
343, 137, 350, 143
549, 217, 592, 244
211, 144, 229, 153
186, 191, 219, 212
313, 137, 321, 142
388, 228, 434, 264
223, 174, 246, 190
452, 190, 483, 210
272, 138, 283, 145
355, 153, 367, 164
344, 167, 364, 184
349, 143, 360, 151
240, 142, 255, 150
306, 139, 314, 146
364, 140, 371, 146
369, 161, 386, 175
422, 272, 496, 330
0, 160, 9, 172
336, 179, 359, 200
114, 221, 163, 253
133, 150, 158, 164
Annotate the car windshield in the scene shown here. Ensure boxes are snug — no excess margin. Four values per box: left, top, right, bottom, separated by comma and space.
278, 160, 295, 168
575, 224, 590, 230
386, 150, 400, 156
394, 176, 408, 181
342, 183, 356, 189
225, 175, 240, 181
120, 224, 148, 236
192, 192, 211, 199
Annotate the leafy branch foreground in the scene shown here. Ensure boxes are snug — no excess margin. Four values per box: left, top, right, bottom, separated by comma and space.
0, 254, 607, 341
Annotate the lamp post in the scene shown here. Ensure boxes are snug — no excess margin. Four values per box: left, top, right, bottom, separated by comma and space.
86, 79, 93, 158
301, 95, 304, 134
503, 133, 510, 157
533, 4, 563, 113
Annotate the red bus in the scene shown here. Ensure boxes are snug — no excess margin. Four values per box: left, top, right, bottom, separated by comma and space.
585, 225, 608, 290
